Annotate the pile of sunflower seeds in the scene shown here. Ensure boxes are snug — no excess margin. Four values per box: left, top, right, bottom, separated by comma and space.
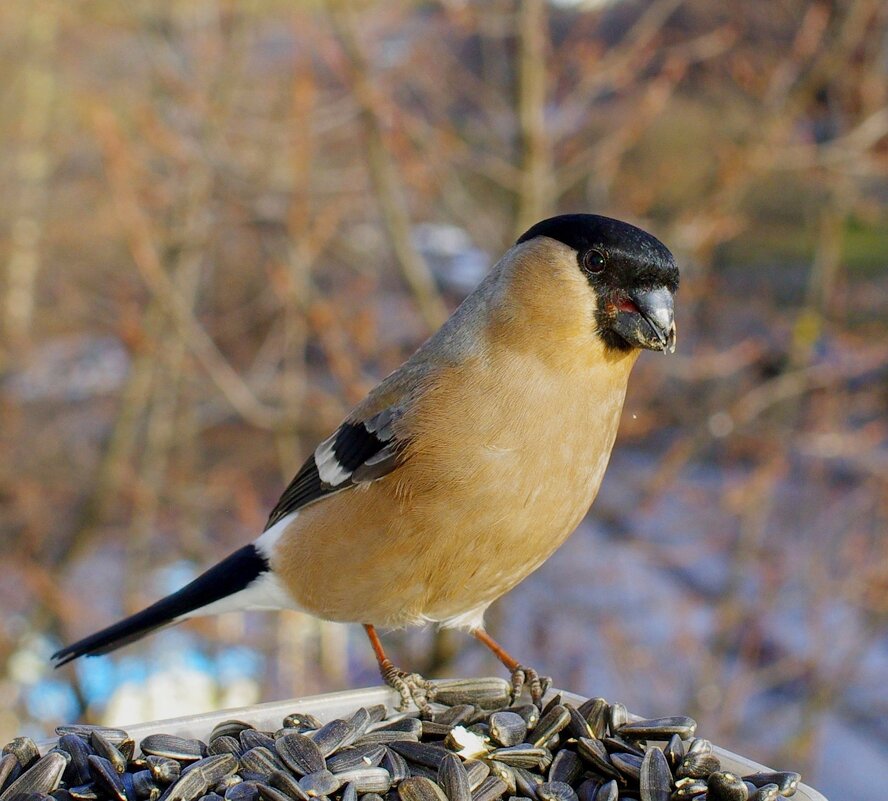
0, 678, 803, 801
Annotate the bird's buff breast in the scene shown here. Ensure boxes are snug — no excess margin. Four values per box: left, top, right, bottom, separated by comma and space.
274, 350, 635, 628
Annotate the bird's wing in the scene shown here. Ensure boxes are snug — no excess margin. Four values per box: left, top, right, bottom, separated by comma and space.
263, 404, 406, 530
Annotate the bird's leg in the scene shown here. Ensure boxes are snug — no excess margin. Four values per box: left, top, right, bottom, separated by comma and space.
473, 628, 551, 705
363, 624, 436, 712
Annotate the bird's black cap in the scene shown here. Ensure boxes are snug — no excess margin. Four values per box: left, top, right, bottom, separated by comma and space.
517, 213, 679, 292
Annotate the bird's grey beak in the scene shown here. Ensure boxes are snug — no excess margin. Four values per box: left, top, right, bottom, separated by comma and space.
633, 286, 676, 353
612, 286, 677, 353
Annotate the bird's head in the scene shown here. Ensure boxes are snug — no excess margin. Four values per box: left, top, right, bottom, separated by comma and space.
516, 214, 679, 353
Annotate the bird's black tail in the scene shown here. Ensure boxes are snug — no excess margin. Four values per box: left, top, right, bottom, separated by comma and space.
52, 544, 271, 667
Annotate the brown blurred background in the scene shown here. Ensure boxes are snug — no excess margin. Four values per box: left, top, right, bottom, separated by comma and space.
1, 1, 886, 798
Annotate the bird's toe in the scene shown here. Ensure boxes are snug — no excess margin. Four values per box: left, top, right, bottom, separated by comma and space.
509, 664, 552, 706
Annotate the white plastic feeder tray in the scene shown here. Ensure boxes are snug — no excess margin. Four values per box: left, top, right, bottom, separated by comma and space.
39, 681, 828, 801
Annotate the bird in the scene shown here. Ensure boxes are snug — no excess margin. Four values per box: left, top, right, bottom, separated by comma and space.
52, 213, 679, 710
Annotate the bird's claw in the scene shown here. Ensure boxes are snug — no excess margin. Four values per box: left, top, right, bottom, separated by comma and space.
509, 664, 551, 706
381, 662, 436, 712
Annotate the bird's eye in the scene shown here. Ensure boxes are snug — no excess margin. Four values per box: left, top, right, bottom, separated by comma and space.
582, 249, 606, 274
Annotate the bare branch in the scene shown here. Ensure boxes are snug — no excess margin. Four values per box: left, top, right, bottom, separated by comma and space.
325, 1, 449, 332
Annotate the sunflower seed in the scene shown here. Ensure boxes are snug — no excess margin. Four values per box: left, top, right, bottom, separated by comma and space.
484, 762, 516, 796
121, 767, 137, 800
57, 736, 91, 788
437, 754, 470, 801
463, 761, 490, 792
354, 731, 419, 747
407, 764, 439, 782
67, 784, 97, 801
639, 748, 671, 801
607, 705, 628, 734
140, 736, 204, 763
309, 721, 356, 757
325, 769, 390, 795
540, 696, 562, 718
663, 736, 683, 773
0, 754, 21, 792
56, 728, 130, 747
575, 780, 599, 801
256, 784, 294, 801
576, 700, 608, 740
0, 752, 69, 801
676, 753, 720, 780
591, 780, 618, 801
618, 718, 696, 742
471, 776, 508, 801
431, 706, 474, 728
365, 708, 388, 728
267, 768, 310, 801
673, 778, 709, 798
431, 680, 511, 710
511, 768, 542, 801
530, 708, 570, 750
610, 752, 642, 782
327, 746, 386, 775
510, 708, 540, 732
536, 782, 576, 801
215, 776, 242, 796
687, 740, 712, 757
210, 723, 253, 743
240, 749, 284, 776
87, 756, 126, 801
167, 769, 210, 801
388, 743, 448, 771
600, 738, 643, 758
146, 757, 181, 785
340, 784, 357, 801
208, 738, 242, 758
241, 733, 276, 753
547, 750, 581, 786
298, 769, 339, 797
282, 716, 323, 732
132, 771, 159, 798
186, 756, 239, 786
224, 783, 258, 801
742, 773, 800, 797
487, 748, 550, 772
275, 735, 325, 777
575, 740, 619, 781
488, 714, 527, 749
372, 721, 422, 739
418, 722, 455, 739
2, 738, 40, 771
746, 784, 780, 801
706, 772, 748, 801
344, 711, 371, 742
381, 750, 408, 784
397, 777, 446, 801
89, 733, 127, 775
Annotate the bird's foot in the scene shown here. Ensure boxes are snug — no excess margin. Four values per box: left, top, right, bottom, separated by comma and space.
380, 660, 436, 712
509, 664, 552, 706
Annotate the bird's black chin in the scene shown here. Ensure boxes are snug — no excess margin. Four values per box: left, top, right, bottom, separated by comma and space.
604, 287, 677, 353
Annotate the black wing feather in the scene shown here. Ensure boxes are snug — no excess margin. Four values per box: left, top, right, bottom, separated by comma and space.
263, 413, 403, 531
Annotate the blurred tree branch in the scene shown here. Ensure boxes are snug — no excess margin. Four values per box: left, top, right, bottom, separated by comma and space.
3, 3, 57, 350
514, 0, 553, 236
92, 106, 284, 430
325, 1, 449, 332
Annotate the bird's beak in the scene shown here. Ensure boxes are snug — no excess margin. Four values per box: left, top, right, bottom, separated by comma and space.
613, 286, 677, 353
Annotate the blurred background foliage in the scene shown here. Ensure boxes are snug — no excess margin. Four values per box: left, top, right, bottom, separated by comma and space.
1, 1, 886, 798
